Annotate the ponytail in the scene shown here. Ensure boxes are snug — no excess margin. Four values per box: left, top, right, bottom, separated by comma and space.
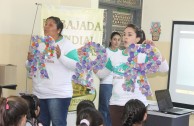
123, 112, 135, 126
122, 99, 147, 126
137, 29, 146, 44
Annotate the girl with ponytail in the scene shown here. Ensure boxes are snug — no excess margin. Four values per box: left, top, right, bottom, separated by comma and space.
122, 99, 147, 126
0, 96, 28, 126
76, 107, 104, 126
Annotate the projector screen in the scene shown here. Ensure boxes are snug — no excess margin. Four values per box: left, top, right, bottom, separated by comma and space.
168, 21, 194, 109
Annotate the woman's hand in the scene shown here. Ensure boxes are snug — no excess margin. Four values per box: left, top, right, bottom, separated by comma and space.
93, 69, 98, 74
77, 46, 85, 60
56, 45, 61, 59
124, 48, 129, 55
143, 40, 166, 61
77, 47, 84, 56
27, 52, 34, 61
143, 40, 155, 46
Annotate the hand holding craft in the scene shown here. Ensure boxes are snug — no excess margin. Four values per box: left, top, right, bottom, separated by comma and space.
143, 40, 155, 46
123, 43, 162, 96
27, 52, 34, 61
28, 35, 55, 79
77, 47, 85, 60
142, 40, 165, 61
56, 45, 61, 59
72, 42, 107, 93
77, 47, 83, 55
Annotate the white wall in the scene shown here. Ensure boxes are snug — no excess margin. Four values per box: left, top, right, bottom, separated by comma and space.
0, 0, 60, 35
142, 0, 194, 42
0, 0, 98, 35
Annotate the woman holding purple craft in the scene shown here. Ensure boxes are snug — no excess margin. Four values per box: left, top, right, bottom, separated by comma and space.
27, 16, 79, 126
96, 24, 169, 126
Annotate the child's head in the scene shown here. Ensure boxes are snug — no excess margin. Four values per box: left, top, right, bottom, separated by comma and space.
123, 24, 146, 48
0, 96, 28, 126
109, 31, 121, 48
77, 100, 95, 115
76, 107, 103, 126
21, 94, 40, 119
122, 99, 147, 126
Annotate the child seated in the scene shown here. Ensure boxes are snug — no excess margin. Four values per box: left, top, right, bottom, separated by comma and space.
21, 94, 42, 126
0, 96, 28, 126
76, 100, 95, 115
76, 107, 104, 126
122, 99, 147, 126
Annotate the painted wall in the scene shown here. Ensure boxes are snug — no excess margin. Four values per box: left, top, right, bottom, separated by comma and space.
142, 0, 194, 125
142, 0, 194, 42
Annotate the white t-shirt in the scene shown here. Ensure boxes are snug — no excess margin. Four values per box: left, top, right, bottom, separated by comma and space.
100, 48, 121, 84
97, 48, 169, 106
26, 37, 79, 99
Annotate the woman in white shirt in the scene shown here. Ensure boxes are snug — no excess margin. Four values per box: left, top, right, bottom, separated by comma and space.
98, 32, 121, 126
96, 24, 168, 126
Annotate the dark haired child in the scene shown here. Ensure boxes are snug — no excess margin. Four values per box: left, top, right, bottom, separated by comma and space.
122, 99, 147, 126
77, 100, 95, 115
0, 96, 28, 126
21, 94, 42, 126
76, 107, 104, 126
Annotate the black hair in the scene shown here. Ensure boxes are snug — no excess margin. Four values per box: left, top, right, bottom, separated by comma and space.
109, 31, 121, 47
76, 107, 103, 126
125, 24, 146, 44
77, 100, 95, 115
46, 16, 63, 36
21, 94, 40, 119
0, 96, 28, 126
122, 99, 147, 126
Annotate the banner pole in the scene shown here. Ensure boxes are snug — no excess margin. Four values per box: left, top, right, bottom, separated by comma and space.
25, 3, 42, 93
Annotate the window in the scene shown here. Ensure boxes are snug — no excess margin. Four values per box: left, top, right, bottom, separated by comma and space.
99, 0, 143, 48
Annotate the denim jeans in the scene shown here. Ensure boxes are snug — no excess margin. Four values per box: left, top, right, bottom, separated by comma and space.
38, 98, 71, 126
98, 84, 113, 126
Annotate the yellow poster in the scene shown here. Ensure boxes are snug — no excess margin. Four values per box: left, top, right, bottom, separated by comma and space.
41, 5, 103, 48
41, 5, 104, 115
